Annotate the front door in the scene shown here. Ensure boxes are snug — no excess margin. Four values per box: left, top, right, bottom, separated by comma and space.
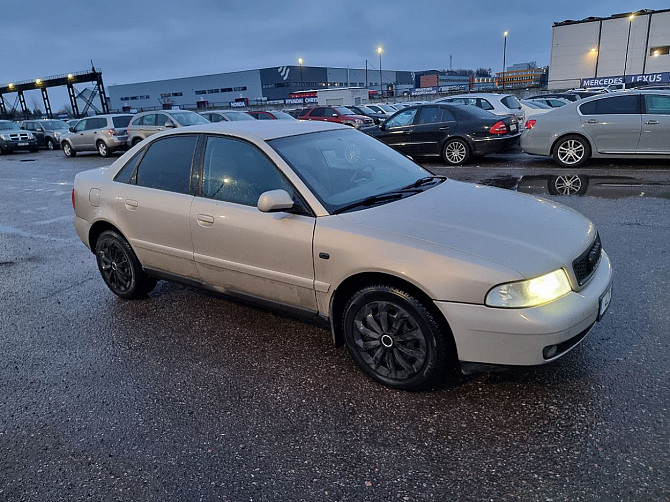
189, 135, 317, 310
377, 107, 418, 156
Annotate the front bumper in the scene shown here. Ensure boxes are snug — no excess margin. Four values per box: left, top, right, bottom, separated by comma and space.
0, 138, 38, 152
434, 250, 612, 366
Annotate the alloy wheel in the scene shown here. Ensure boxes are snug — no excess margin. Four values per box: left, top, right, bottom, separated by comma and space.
557, 140, 585, 165
553, 175, 583, 195
97, 239, 133, 293
351, 301, 427, 380
445, 141, 467, 164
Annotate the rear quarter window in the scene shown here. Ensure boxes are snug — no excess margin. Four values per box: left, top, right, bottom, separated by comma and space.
501, 96, 521, 109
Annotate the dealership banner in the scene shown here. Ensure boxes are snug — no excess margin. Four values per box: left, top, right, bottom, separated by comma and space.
581, 72, 670, 87
411, 86, 438, 96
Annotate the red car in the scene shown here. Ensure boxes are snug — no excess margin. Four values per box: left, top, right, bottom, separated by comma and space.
298, 106, 374, 128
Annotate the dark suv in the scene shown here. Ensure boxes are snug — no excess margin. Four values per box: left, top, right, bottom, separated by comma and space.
21, 119, 70, 150
0, 120, 38, 153
298, 106, 374, 128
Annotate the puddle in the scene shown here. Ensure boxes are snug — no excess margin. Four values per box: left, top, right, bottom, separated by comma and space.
479, 174, 670, 200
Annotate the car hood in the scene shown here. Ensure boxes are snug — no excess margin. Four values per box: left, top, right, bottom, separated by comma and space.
338, 179, 595, 279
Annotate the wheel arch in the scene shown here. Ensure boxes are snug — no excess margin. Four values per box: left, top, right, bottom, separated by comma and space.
88, 220, 130, 254
329, 271, 455, 351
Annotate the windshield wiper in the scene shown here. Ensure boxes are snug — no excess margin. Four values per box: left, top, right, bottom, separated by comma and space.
402, 175, 447, 190
333, 189, 421, 214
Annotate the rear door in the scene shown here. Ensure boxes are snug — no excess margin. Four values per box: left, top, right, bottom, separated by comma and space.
638, 94, 670, 154
83, 117, 109, 151
411, 106, 457, 156
579, 95, 642, 153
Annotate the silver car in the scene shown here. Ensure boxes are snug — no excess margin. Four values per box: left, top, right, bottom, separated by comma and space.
521, 90, 670, 167
200, 110, 256, 122
126, 110, 210, 147
62, 114, 133, 157
73, 121, 613, 390
434, 93, 525, 124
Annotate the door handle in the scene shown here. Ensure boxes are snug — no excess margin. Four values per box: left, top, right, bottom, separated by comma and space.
403, 130, 413, 134
645, 120, 660, 125
124, 199, 138, 210
587, 119, 598, 124
439, 126, 451, 131
196, 214, 215, 227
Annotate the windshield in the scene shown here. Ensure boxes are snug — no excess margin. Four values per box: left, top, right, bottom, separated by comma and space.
269, 129, 431, 213
378, 104, 397, 113
41, 120, 68, 130
334, 106, 356, 115
271, 111, 296, 120
223, 112, 255, 121
0, 122, 20, 131
171, 112, 210, 125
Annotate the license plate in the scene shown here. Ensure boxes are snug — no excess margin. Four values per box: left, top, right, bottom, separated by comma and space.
18, 142, 28, 146
598, 282, 612, 321
510, 124, 517, 132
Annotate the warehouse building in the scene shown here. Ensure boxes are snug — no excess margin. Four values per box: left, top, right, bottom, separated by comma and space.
548, 8, 670, 90
108, 65, 413, 111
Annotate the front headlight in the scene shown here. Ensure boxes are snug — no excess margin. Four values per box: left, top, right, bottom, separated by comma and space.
0, 134, 10, 141
485, 269, 572, 308
26, 132, 35, 139
54, 131, 63, 140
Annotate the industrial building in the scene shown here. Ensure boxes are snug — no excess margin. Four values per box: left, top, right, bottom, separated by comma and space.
108, 66, 414, 111
548, 8, 670, 89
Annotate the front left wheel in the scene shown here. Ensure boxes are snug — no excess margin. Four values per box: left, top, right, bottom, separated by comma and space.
95, 230, 156, 299
342, 285, 451, 390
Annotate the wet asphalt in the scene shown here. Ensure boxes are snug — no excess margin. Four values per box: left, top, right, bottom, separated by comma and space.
0, 149, 668, 501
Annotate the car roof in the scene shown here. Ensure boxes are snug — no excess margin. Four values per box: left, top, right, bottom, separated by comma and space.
439, 93, 511, 99
164, 118, 346, 141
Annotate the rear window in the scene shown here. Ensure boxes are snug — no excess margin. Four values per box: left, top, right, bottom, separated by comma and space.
501, 96, 521, 109
113, 116, 132, 128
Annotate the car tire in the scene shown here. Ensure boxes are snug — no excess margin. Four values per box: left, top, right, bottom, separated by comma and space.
63, 142, 76, 157
132, 137, 143, 147
442, 138, 471, 166
95, 230, 157, 299
548, 175, 588, 196
553, 135, 591, 168
46, 138, 55, 150
342, 285, 450, 390
97, 140, 110, 157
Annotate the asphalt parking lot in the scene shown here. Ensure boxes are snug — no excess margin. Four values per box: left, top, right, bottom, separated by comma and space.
1, 149, 668, 501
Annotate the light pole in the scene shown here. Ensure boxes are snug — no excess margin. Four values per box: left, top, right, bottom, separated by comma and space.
377, 46, 383, 98
502, 31, 508, 90
623, 14, 635, 84
298, 58, 304, 86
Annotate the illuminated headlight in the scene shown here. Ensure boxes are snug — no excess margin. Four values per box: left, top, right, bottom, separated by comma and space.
0, 134, 9, 140
485, 269, 572, 308
355, 118, 363, 124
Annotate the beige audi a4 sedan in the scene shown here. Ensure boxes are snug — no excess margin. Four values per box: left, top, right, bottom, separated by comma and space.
73, 120, 613, 390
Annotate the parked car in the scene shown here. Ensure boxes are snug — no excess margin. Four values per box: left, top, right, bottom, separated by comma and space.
365, 103, 521, 165
297, 106, 374, 128
61, 114, 133, 157
0, 120, 38, 153
21, 119, 70, 150
521, 90, 670, 167
366, 104, 398, 115
533, 93, 581, 103
247, 110, 296, 120
72, 120, 612, 390
127, 110, 210, 146
434, 93, 525, 123
527, 97, 571, 108
346, 105, 386, 124
520, 99, 553, 118
199, 110, 255, 122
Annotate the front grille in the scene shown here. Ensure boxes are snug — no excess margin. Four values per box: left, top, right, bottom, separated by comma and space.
8, 133, 31, 141
573, 234, 602, 286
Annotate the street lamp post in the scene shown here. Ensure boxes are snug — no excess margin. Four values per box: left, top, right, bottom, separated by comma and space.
502, 31, 508, 90
298, 58, 304, 86
377, 46, 383, 98
623, 14, 635, 84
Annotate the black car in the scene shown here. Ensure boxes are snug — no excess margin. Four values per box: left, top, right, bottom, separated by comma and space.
21, 119, 70, 150
364, 103, 521, 165
0, 120, 39, 154
346, 105, 386, 124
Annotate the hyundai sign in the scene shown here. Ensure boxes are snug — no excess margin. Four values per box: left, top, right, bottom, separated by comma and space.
581, 72, 670, 87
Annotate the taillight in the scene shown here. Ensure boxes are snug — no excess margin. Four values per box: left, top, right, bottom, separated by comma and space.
71, 188, 75, 210
525, 119, 537, 130
107, 128, 116, 136
489, 121, 508, 134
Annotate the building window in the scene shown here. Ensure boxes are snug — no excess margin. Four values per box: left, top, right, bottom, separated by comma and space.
221, 87, 233, 92
650, 46, 669, 56
233, 86, 247, 91
195, 90, 207, 95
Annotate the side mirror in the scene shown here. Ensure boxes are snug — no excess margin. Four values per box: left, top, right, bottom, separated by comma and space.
69, 127, 75, 132
257, 189, 295, 213
379, 122, 387, 131
331, 113, 338, 117
165, 120, 176, 128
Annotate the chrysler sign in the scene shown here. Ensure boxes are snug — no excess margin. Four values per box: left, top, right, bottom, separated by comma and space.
581, 72, 670, 87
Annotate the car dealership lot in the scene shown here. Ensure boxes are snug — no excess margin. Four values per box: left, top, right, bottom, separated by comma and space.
1, 150, 668, 500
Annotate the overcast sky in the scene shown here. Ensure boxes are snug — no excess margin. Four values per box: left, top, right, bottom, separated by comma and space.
2, 0, 667, 110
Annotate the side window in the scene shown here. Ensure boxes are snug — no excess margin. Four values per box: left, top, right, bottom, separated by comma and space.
88, 118, 107, 130
135, 136, 197, 194
114, 150, 144, 183
141, 114, 157, 126
156, 114, 169, 126
479, 99, 494, 111
209, 114, 222, 122
417, 107, 443, 124
644, 95, 670, 115
582, 95, 640, 115
201, 136, 294, 206
24, 122, 34, 131
441, 109, 456, 122
298, 109, 310, 117
74, 119, 88, 132
258, 113, 273, 120
311, 108, 325, 117
385, 108, 418, 128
